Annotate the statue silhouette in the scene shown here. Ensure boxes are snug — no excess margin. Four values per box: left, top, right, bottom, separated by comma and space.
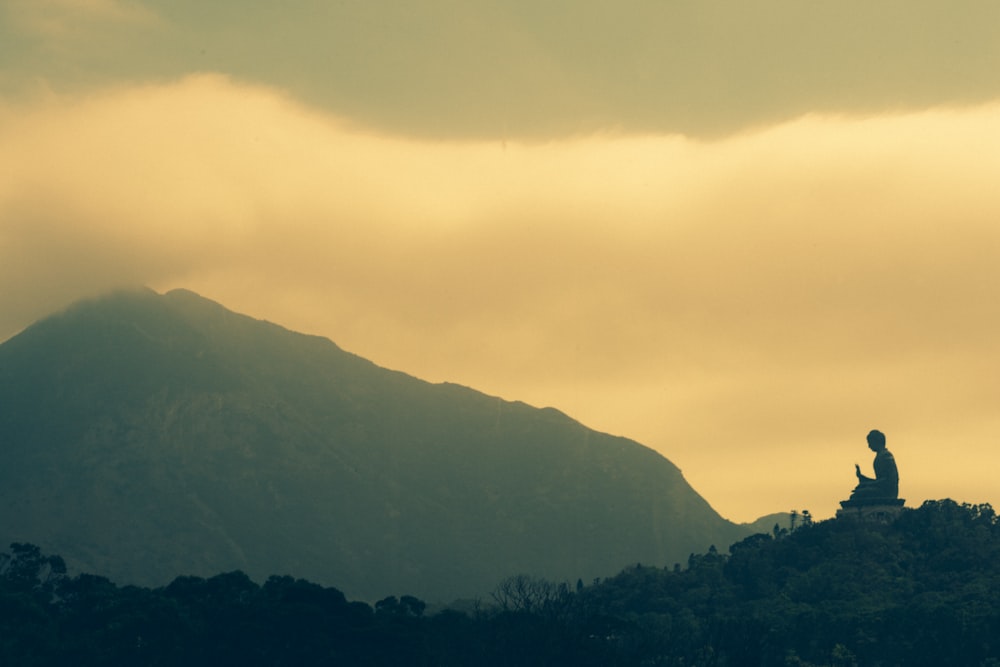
840, 429, 902, 508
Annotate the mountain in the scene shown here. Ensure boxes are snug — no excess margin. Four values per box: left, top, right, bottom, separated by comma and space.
0, 288, 747, 601
742, 512, 795, 536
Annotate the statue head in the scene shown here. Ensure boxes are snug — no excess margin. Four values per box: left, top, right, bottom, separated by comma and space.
866, 429, 886, 451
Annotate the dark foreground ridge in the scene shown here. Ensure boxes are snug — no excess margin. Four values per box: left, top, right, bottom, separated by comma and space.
0, 287, 745, 601
3, 500, 998, 666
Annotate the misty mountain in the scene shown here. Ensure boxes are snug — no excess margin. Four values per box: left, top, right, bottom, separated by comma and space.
0, 288, 747, 600
741, 512, 795, 536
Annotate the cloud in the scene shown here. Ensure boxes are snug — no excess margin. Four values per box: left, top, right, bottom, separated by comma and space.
5, 0, 159, 39
2, 74, 1000, 520
4, 2, 1000, 139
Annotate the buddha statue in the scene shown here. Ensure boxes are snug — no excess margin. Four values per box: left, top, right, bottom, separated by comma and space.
840, 429, 902, 508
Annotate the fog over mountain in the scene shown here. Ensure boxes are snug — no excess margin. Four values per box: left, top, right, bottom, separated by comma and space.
0, 288, 749, 601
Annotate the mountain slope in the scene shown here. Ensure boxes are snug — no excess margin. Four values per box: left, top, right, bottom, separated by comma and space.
0, 288, 746, 600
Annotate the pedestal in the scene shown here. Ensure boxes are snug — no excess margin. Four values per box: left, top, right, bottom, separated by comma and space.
835, 500, 906, 522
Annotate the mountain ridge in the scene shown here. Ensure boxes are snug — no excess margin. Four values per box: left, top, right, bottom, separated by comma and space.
0, 287, 748, 600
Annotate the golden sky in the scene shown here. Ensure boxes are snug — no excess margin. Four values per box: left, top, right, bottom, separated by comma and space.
2, 0, 1000, 522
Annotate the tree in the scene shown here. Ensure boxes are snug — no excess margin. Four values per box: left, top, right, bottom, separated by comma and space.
0, 543, 66, 596
490, 574, 561, 614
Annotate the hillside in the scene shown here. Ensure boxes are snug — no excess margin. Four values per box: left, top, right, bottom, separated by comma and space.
573, 499, 1000, 665
0, 288, 747, 600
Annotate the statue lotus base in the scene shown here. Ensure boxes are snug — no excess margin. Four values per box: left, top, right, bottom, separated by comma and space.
836, 499, 905, 522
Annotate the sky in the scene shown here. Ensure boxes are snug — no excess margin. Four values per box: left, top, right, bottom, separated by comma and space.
2, 0, 1000, 523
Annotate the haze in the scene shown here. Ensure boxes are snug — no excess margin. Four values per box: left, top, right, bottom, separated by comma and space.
2, 0, 999, 522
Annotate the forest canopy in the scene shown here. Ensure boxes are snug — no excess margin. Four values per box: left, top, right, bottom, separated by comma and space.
2, 499, 998, 666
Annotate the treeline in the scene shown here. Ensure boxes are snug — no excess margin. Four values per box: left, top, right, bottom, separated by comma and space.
3, 499, 999, 666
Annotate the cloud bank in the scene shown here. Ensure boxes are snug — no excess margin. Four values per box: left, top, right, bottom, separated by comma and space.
2, 75, 999, 520
3, 1, 1000, 139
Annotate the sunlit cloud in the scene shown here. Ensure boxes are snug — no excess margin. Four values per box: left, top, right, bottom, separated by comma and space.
2, 74, 999, 521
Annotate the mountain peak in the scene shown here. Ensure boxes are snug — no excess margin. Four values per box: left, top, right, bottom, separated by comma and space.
161, 287, 238, 318
0, 289, 748, 600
